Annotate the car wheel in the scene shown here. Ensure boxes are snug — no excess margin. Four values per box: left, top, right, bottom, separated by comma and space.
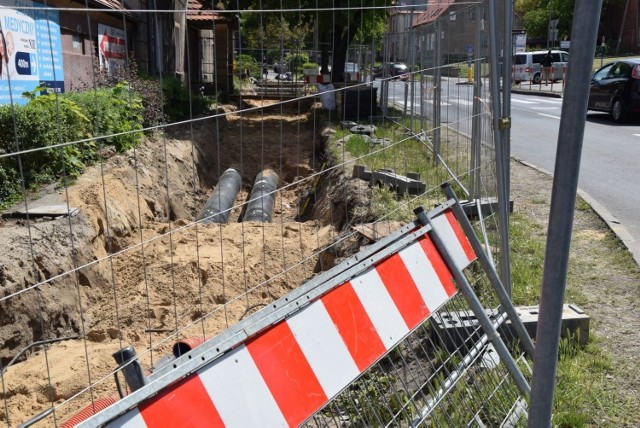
532, 73, 541, 84
611, 99, 626, 122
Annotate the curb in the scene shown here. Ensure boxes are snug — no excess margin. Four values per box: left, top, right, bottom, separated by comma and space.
513, 156, 640, 267
511, 88, 563, 98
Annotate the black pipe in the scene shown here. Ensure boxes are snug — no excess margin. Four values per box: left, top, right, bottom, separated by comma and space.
197, 168, 242, 224
242, 169, 278, 222
112, 346, 146, 392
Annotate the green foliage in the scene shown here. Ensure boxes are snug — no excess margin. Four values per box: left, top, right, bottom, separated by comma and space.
236, 53, 261, 78
0, 89, 93, 205
516, 0, 625, 44
285, 52, 310, 73
65, 83, 143, 152
237, 0, 387, 80
0, 82, 145, 208
508, 212, 546, 305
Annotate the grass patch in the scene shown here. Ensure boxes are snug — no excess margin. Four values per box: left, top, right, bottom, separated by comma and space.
553, 337, 628, 427
509, 212, 546, 305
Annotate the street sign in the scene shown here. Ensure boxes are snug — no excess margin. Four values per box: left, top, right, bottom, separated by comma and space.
466, 44, 474, 55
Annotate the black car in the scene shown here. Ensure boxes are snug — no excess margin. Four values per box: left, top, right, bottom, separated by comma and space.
372, 62, 410, 81
588, 58, 640, 122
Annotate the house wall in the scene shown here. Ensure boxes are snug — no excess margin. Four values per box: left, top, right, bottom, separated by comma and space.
51, 1, 146, 92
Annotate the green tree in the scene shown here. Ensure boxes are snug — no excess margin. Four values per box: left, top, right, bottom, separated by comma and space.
231, 0, 387, 83
516, 0, 625, 47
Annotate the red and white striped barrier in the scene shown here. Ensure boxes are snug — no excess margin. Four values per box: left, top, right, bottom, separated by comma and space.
87, 210, 475, 428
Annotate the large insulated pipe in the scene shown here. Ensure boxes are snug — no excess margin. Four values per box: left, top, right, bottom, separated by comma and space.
242, 169, 278, 222
197, 168, 242, 224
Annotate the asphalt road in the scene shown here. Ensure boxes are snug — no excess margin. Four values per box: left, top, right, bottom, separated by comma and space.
377, 77, 640, 263
509, 91, 640, 262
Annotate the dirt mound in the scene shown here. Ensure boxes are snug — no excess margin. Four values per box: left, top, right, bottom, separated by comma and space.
0, 101, 354, 425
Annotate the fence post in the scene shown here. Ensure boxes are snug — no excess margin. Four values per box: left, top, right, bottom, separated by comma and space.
414, 206, 531, 398
487, 0, 513, 295
528, 1, 603, 426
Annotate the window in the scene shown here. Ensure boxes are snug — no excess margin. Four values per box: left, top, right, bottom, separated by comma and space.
593, 64, 614, 81
611, 62, 630, 77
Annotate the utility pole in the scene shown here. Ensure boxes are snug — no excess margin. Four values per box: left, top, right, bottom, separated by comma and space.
548, 1, 552, 49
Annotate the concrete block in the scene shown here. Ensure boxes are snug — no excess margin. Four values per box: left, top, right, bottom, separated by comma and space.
460, 197, 514, 218
431, 304, 590, 352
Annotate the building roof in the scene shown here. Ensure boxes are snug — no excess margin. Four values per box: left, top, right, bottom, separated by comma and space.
89, 0, 136, 17
413, 0, 455, 27
187, 0, 229, 23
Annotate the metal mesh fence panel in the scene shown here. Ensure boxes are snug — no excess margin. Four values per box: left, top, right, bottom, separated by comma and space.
0, 1, 527, 426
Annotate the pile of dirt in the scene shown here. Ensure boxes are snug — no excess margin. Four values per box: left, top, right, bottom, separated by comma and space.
0, 100, 360, 425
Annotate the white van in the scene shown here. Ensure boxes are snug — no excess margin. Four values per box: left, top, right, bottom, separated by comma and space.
513, 50, 569, 84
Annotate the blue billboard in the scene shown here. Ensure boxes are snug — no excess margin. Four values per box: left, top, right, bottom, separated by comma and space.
0, 0, 64, 105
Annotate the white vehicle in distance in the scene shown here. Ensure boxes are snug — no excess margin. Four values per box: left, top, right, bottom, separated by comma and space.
513, 50, 569, 84
344, 62, 361, 82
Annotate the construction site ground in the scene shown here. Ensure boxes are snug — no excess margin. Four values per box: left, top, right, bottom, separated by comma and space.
0, 99, 638, 426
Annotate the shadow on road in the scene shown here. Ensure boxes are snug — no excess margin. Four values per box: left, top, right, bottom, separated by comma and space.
586, 112, 640, 126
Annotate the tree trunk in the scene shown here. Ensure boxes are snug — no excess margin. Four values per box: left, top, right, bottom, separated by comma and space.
316, 6, 362, 83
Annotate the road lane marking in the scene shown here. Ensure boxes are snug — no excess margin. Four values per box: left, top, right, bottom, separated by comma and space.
537, 113, 561, 119
535, 98, 563, 104
633, 134, 640, 138
511, 98, 537, 104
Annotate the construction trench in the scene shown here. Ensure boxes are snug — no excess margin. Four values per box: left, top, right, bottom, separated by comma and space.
0, 99, 377, 426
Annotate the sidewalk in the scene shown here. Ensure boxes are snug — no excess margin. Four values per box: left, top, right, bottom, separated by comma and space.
510, 80, 564, 98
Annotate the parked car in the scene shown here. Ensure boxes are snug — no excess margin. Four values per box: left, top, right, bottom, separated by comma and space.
273, 62, 289, 73
588, 58, 640, 122
344, 62, 361, 82
513, 50, 569, 84
372, 62, 410, 81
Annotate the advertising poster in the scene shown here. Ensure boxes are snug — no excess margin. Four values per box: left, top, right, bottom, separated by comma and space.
513, 33, 527, 54
98, 23, 126, 75
0, 0, 64, 105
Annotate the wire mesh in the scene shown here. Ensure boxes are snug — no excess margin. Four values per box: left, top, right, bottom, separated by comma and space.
0, 1, 526, 426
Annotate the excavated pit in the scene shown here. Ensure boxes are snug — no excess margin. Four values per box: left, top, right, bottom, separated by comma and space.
0, 99, 371, 425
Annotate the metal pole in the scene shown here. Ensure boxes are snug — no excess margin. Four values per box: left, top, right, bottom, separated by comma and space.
442, 183, 535, 359
470, 4, 482, 200
382, 34, 389, 116
414, 207, 531, 398
433, 20, 441, 161
528, 2, 603, 427
487, 0, 512, 295
420, 28, 426, 132
503, 0, 513, 186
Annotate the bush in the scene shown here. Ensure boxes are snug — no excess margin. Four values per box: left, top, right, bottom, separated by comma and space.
0, 83, 144, 208
236, 54, 261, 78
65, 83, 143, 152
302, 62, 319, 71
286, 53, 310, 73
0, 56, 214, 208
